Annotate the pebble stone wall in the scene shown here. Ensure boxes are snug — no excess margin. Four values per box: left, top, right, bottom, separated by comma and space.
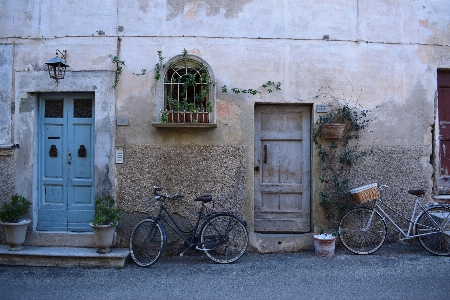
0, 156, 14, 244
348, 145, 433, 241
115, 145, 246, 248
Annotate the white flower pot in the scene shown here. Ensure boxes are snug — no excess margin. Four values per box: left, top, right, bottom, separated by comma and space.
1, 219, 31, 251
313, 235, 336, 257
90, 223, 116, 254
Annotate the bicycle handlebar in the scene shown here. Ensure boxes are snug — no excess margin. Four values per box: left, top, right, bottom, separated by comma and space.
153, 186, 184, 201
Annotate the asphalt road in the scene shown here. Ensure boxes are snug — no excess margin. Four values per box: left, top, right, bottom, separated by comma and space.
0, 243, 449, 300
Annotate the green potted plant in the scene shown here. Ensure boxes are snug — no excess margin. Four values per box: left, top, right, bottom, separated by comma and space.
89, 196, 121, 254
316, 106, 346, 138
156, 49, 215, 124
0, 194, 32, 251
316, 103, 369, 139
165, 97, 184, 123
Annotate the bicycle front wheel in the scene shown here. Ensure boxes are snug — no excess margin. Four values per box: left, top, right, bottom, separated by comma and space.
415, 206, 450, 256
199, 213, 249, 264
130, 218, 166, 267
338, 208, 387, 254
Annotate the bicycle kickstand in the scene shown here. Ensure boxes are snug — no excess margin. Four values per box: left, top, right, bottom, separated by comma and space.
179, 245, 192, 257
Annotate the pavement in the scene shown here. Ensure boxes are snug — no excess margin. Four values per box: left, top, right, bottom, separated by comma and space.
0, 242, 449, 300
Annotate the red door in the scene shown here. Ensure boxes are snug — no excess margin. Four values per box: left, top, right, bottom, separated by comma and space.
438, 70, 450, 194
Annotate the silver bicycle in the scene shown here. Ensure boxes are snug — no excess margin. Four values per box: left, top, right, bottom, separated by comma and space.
338, 184, 450, 255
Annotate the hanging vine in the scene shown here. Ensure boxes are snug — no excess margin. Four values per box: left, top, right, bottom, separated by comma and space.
112, 56, 125, 89
313, 101, 374, 230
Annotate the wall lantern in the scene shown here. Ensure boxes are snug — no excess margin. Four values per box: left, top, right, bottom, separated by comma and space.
45, 50, 69, 85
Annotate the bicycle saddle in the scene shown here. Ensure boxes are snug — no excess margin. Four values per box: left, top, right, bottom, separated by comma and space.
194, 195, 212, 203
408, 189, 425, 196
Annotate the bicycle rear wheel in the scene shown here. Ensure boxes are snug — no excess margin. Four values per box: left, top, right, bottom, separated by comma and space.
199, 213, 249, 264
415, 206, 450, 256
130, 218, 166, 266
338, 207, 387, 254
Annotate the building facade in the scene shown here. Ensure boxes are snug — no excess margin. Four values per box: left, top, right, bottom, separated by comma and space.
0, 1, 449, 252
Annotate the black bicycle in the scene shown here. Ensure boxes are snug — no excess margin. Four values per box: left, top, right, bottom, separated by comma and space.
130, 187, 249, 267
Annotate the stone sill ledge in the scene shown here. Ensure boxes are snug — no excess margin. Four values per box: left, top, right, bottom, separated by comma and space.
151, 123, 217, 128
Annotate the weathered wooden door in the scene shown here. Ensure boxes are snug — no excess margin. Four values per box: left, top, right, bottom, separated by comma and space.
254, 105, 311, 232
38, 93, 95, 231
438, 71, 450, 194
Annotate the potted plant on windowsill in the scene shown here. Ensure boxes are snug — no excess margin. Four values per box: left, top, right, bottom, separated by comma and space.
89, 196, 121, 254
165, 97, 185, 123
156, 49, 214, 125
0, 194, 32, 251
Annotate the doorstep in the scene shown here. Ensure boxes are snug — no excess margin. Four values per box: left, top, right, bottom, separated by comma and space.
0, 245, 129, 268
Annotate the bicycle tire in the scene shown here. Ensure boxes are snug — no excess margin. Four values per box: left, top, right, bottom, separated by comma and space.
415, 206, 450, 256
199, 212, 249, 264
338, 207, 387, 254
130, 218, 166, 267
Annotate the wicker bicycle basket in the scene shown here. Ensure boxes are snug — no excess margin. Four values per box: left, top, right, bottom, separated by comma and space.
349, 183, 380, 203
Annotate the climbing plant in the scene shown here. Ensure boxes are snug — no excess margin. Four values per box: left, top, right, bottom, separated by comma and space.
112, 56, 125, 89
221, 81, 281, 95
313, 102, 373, 230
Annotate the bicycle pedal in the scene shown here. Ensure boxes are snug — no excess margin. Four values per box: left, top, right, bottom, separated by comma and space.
196, 246, 212, 251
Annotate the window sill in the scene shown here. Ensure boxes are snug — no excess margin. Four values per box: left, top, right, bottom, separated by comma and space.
151, 123, 217, 128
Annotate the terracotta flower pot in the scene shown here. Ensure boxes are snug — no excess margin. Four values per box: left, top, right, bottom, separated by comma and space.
321, 123, 345, 139
313, 235, 336, 257
1, 219, 31, 251
185, 112, 210, 123
167, 112, 185, 123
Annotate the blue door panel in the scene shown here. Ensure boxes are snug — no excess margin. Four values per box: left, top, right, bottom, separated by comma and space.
44, 125, 64, 178
38, 93, 95, 232
68, 210, 95, 231
72, 124, 93, 178
43, 185, 64, 204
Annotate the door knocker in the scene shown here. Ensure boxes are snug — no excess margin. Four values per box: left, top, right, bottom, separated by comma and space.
78, 145, 87, 158
49, 145, 58, 157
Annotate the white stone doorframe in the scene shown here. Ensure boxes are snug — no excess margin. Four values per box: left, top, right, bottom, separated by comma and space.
14, 71, 116, 236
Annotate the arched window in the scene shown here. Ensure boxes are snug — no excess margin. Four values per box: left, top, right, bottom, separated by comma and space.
160, 54, 215, 124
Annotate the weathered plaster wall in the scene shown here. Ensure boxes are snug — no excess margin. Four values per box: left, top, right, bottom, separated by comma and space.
0, 0, 449, 251
0, 44, 13, 144
0, 44, 14, 244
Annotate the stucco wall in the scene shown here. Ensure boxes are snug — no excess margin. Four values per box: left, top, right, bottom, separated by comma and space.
0, 1, 449, 251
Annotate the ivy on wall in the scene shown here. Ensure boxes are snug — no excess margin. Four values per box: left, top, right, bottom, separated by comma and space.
313, 100, 374, 231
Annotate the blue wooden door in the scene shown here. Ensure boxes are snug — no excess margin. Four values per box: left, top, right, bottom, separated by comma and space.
38, 93, 95, 231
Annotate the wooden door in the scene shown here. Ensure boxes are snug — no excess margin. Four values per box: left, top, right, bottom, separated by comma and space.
254, 105, 311, 232
38, 93, 95, 231
438, 71, 450, 194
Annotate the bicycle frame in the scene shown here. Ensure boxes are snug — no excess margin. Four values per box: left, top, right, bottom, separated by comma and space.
153, 197, 212, 248
368, 191, 444, 240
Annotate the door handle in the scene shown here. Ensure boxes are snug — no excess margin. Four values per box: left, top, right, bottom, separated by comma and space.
78, 145, 87, 158
67, 153, 72, 165
49, 145, 58, 157
263, 144, 267, 164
